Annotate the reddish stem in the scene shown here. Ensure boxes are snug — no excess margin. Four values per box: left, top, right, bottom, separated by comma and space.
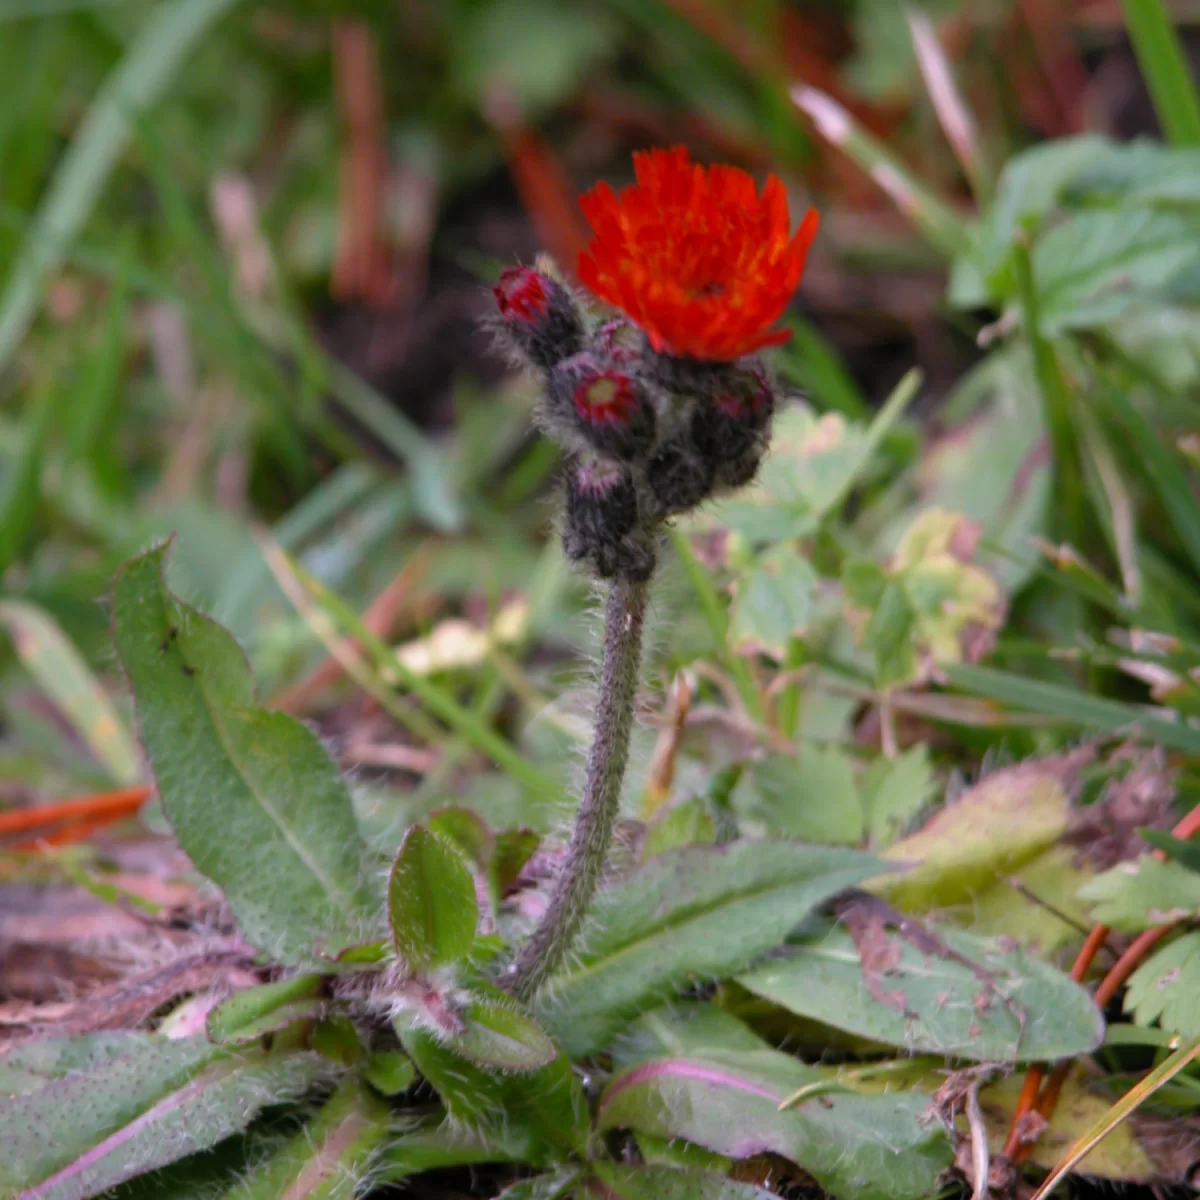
1006, 800, 1200, 1163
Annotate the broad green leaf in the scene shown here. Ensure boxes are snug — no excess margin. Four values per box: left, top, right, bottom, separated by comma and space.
1125, 931, 1200, 1037
0, 1033, 150, 1096
535, 841, 888, 1057
599, 1018, 952, 1200
1032, 208, 1200, 333
738, 922, 1104, 1062
1080, 856, 1200, 931
206, 975, 324, 1044
454, 999, 557, 1072
740, 748, 864, 845
111, 542, 377, 967
860, 746, 935, 848
874, 751, 1086, 911
591, 1164, 777, 1199
221, 1078, 389, 1200
363, 1051, 416, 1097
642, 795, 716, 859
0, 600, 141, 786
311, 1017, 363, 1067
728, 544, 817, 658
0, 1036, 326, 1200
388, 826, 478, 972
948, 134, 1115, 306
635, 1133, 732, 1174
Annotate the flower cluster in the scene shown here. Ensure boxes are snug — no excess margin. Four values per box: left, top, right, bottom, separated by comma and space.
493, 147, 819, 582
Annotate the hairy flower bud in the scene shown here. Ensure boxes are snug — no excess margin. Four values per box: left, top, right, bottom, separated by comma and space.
646, 438, 714, 516
493, 266, 584, 370
692, 366, 774, 490
545, 352, 656, 462
562, 459, 655, 581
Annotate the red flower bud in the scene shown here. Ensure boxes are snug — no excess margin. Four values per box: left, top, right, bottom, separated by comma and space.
493, 266, 584, 370
546, 352, 656, 462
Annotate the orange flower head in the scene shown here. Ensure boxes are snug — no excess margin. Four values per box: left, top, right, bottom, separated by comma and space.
577, 147, 820, 362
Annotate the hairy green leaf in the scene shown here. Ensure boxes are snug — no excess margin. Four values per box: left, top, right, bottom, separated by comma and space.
221, 1078, 389, 1200
111, 541, 378, 967
0, 1036, 326, 1200
206, 976, 325, 1044
388, 825, 478, 972
535, 840, 888, 1056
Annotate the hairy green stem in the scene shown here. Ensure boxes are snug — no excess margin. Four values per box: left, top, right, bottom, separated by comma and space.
506, 576, 649, 1001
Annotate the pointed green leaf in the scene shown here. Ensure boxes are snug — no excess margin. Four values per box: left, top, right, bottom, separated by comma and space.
535, 840, 889, 1057
388, 825, 479, 972
453, 999, 557, 1072
111, 541, 377, 967
0, 600, 142, 786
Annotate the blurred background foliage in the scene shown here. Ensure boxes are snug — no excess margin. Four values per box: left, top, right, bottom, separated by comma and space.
3, 1, 1200, 1193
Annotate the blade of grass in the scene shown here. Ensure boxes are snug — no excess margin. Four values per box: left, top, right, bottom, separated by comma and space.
0, 0, 134, 16
0, 368, 56, 573
774, 316, 871, 419
1120, 0, 1200, 147
667, 527, 767, 725
0, 601, 142, 785
1097, 380, 1200, 583
268, 545, 560, 804
0, 0, 242, 372
906, 7, 991, 203
945, 663, 1200, 755
1012, 234, 1082, 539
1029, 1034, 1200, 1200
258, 534, 448, 749
791, 85, 967, 258
818, 366, 922, 520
